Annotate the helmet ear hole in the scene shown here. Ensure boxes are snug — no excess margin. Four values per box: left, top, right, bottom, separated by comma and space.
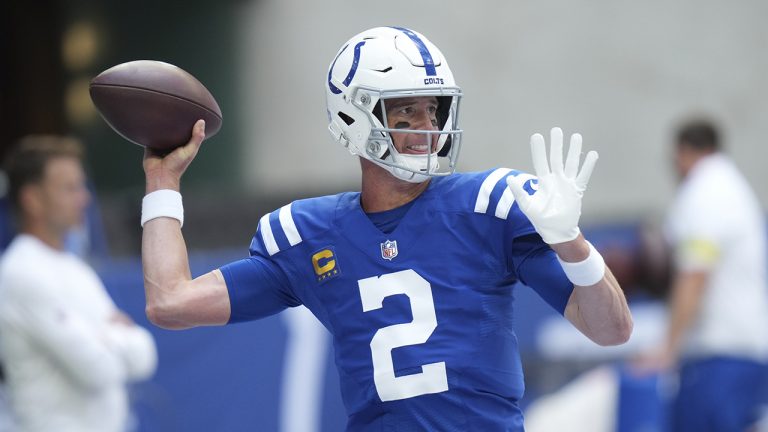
372, 102, 384, 125
438, 140, 451, 157
338, 112, 355, 126
436, 96, 451, 130
436, 96, 453, 156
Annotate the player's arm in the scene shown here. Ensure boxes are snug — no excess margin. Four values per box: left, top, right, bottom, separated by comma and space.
507, 127, 632, 346
553, 237, 633, 346
141, 120, 231, 330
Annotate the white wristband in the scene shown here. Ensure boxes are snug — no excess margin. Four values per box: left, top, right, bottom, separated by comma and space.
556, 241, 605, 286
141, 189, 184, 228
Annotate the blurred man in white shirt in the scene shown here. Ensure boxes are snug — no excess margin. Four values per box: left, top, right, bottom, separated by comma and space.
658, 120, 768, 431
0, 136, 157, 432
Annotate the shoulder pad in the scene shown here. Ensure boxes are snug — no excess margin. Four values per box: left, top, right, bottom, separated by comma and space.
251, 194, 343, 256
471, 168, 536, 220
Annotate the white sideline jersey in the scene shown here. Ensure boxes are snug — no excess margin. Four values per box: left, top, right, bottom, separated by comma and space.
0, 235, 157, 432
666, 154, 768, 361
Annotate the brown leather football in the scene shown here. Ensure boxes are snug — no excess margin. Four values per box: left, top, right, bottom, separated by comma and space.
89, 60, 222, 151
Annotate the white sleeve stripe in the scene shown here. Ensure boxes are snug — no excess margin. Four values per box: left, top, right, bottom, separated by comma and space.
259, 213, 280, 256
279, 203, 302, 246
474, 168, 512, 213
495, 188, 515, 220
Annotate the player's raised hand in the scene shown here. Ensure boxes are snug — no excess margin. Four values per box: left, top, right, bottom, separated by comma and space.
506, 127, 598, 244
143, 120, 206, 193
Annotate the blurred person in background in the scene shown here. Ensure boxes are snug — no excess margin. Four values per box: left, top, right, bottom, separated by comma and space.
0, 136, 158, 432
139, 27, 632, 430
648, 119, 768, 431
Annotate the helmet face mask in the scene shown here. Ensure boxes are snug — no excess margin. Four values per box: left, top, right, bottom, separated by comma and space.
326, 27, 463, 183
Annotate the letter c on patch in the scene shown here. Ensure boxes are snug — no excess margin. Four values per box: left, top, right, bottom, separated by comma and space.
312, 249, 336, 275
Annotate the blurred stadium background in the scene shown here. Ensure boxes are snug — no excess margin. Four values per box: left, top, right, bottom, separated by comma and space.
1, 0, 767, 431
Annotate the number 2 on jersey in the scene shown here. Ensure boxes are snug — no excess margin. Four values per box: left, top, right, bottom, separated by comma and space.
358, 269, 449, 402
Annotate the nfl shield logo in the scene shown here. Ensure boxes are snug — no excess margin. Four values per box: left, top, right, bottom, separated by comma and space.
380, 240, 398, 261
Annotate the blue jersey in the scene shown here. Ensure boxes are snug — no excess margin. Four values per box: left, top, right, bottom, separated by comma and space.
220, 169, 574, 431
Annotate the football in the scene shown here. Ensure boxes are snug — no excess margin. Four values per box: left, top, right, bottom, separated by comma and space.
89, 60, 222, 151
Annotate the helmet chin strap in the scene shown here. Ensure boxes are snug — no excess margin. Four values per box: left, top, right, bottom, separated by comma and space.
391, 167, 429, 183
388, 152, 439, 183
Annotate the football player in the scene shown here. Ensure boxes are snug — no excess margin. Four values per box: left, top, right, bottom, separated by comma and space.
140, 27, 632, 430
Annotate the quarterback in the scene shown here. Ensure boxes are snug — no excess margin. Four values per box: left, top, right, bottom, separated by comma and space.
140, 27, 632, 430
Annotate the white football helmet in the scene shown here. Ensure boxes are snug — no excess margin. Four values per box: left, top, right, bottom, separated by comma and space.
326, 27, 463, 183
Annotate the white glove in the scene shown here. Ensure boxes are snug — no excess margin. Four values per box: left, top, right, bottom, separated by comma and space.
506, 127, 598, 244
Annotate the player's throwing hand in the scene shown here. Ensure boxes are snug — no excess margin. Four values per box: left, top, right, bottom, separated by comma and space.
143, 119, 206, 192
506, 127, 598, 245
